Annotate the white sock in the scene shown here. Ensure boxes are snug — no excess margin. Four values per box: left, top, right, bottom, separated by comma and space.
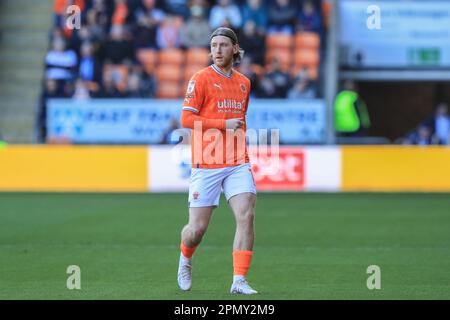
180, 253, 191, 264
233, 275, 245, 283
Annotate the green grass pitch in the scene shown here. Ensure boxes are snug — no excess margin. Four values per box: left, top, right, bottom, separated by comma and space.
0, 192, 449, 300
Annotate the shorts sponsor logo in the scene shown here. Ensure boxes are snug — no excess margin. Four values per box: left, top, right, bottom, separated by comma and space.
193, 191, 200, 200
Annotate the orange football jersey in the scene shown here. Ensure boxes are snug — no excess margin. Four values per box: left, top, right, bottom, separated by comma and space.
182, 64, 251, 169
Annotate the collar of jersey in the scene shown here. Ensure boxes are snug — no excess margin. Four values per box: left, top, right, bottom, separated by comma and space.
211, 64, 233, 78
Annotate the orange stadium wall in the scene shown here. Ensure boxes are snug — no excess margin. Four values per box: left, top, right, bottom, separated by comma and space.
0, 146, 148, 192
1, 145, 450, 192
341, 146, 450, 192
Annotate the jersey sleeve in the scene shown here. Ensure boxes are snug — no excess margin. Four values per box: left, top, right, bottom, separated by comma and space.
182, 72, 205, 114
244, 79, 251, 115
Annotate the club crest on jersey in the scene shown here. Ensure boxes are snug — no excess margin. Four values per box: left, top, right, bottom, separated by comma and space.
240, 83, 246, 93
187, 80, 196, 94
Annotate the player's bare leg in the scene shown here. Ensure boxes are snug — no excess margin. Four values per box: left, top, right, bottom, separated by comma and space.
177, 206, 214, 291
228, 192, 258, 294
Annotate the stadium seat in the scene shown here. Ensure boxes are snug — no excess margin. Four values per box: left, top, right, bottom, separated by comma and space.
294, 49, 320, 69
155, 64, 183, 83
186, 48, 211, 66
184, 65, 205, 81
295, 32, 320, 50
157, 82, 183, 99
266, 33, 294, 50
250, 64, 265, 78
136, 49, 158, 73
265, 48, 292, 71
103, 64, 129, 92
307, 66, 319, 80
158, 48, 185, 66
291, 66, 319, 80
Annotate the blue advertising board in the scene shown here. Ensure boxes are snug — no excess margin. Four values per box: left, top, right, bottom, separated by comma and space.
47, 99, 326, 144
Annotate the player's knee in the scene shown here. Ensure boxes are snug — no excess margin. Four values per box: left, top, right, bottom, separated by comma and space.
236, 209, 255, 227
191, 224, 208, 240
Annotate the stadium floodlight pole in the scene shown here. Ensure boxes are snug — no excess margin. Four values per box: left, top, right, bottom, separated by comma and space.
324, 0, 339, 145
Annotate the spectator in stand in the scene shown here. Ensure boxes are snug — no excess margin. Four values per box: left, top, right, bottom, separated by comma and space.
256, 76, 277, 98
140, 68, 158, 98
241, 0, 268, 33
126, 0, 143, 23
180, 5, 211, 48
239, 20, 265, 65
163, 0, 189, 19
421, 102, 450, 145
297, 0, 322, 33
126, 65, 157, 98
267, 0, 297, 35
188, 0, 210, 15
265, 57, 291, 98
69, 7, 107, 59
44, 78, 65, 98
99, 66, 128, 98
104, 25, 134, 64
433, 103, 450, 145
78, 41, 102, 84
288, 67, 318, 99
156, 15, 182, 49
209, 0, 242, 30
237, 56, 259, 98
53, 0, 67, 27
403, 124, 434, 146
287, 77, 317, 99
69, 26, 94, 53
133, 0, 165, 49
88, 0, 112, 34
160, 118, 182, 144
49, 26, 65, 44
72, 78, 92, 100
83, 7, 107, 41
111, 0, 129, 27
38, 79, 66, 142
45, 37, 78, 81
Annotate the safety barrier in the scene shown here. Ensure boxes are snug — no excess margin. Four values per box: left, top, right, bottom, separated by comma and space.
1, 145, 449, 192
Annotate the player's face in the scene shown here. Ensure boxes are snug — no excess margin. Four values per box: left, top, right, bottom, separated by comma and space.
210, 36, 238, 68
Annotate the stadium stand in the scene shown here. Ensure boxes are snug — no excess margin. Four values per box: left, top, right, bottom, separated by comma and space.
35, 0, 327, 142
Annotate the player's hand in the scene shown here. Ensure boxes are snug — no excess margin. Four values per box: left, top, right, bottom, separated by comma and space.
226, 118, 244, 130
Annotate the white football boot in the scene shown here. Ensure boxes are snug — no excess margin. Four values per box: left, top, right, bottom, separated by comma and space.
230, 276, 258, 295
177, 254, 192, 291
